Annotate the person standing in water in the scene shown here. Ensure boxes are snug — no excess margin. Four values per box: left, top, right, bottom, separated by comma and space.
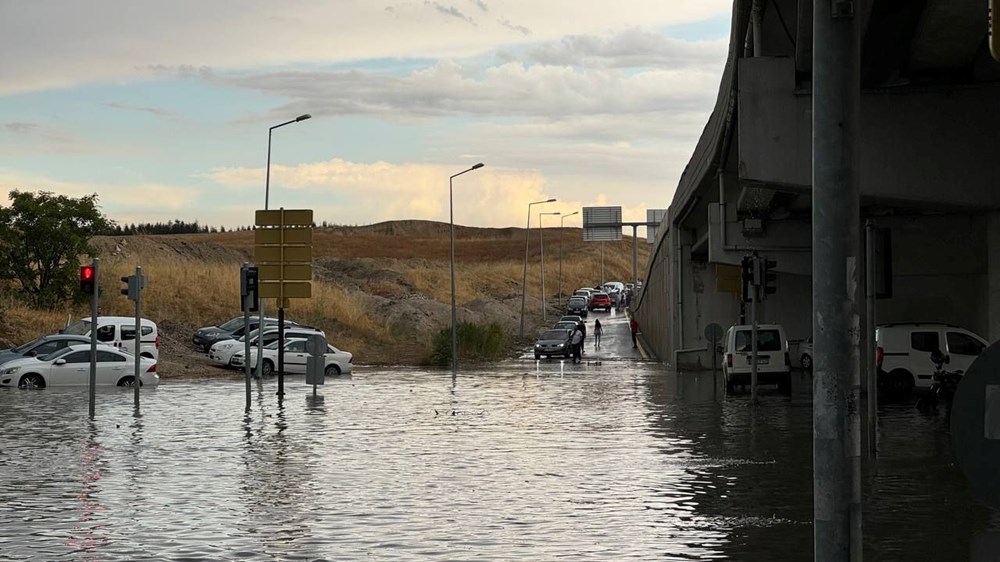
593, 319, 603, 348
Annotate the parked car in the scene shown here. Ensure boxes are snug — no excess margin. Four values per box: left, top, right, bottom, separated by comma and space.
722, 324, 791, 391
799, 336, 813, 371
192, 316, 296, 352
560, 315, 584, 325
534, 329, 573, 360
574, 288, 594, 302
877, 322, 988, 394
0, 335, 92, 368
61, 317, 159, 359
231, 338, 353, 377
0, 344, 158, 389
588, 292, 612, 312
566, 296, 589, 317
209, 326, 326, 368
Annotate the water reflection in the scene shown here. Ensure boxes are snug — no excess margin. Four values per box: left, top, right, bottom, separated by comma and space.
0, 366, 994, 561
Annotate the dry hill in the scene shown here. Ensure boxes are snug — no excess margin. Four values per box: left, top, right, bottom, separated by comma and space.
0, 220, 649, 375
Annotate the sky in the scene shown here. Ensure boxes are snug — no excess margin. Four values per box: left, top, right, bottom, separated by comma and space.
0, 1, 732, 232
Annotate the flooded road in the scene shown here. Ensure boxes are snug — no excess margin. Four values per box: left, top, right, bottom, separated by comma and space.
0, 361, 994, 561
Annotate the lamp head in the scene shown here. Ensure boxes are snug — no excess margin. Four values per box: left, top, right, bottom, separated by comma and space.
546, 198, 557, 203
472, 162, 485, 170
295, 114, 312, 122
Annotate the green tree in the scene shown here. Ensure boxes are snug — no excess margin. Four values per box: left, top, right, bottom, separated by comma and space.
0, 191, 113, 308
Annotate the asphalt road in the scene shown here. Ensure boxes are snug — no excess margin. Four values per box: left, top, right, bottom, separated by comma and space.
522, 306, 645, 363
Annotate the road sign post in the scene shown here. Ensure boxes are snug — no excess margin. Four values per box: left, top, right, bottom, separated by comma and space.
255, 208, 314, 401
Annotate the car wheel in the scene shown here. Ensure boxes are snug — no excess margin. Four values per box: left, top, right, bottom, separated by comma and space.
117, 376, 138, 387
324, 364, 342, 377
18, 373, 44, 389
261, 360, 274, 377
885, 369, 914, 396
801, 353, 812, 371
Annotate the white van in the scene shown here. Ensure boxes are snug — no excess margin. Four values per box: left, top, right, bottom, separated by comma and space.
722, 324, 791, 390
62, 316, 159, 359
876, 323, 988, 393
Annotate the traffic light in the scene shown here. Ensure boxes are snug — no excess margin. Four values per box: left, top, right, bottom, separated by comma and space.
120, 275, 143, 301
80, 265, 96, 294
762, 259, 777, 296
241, 266, 260, 313
741, 255, 754, 302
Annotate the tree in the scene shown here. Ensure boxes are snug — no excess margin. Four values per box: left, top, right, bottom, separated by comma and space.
0, 191, 113, 308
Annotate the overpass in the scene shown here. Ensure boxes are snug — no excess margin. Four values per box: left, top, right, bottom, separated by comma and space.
634, 0, 1000, 367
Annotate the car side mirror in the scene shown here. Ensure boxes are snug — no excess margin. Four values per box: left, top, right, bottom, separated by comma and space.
54, 358, 66, 365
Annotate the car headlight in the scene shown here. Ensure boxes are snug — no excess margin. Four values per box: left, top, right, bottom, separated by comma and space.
219, 343, 234, 351
2, 366, 20, 375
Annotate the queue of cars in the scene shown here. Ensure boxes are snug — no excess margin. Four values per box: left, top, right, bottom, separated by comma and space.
566, 281, 634, 316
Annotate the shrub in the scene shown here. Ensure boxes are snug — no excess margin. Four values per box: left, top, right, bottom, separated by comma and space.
429, 321, 510, 367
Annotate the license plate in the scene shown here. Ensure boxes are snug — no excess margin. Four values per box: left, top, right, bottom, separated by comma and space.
746, 356, 770, 365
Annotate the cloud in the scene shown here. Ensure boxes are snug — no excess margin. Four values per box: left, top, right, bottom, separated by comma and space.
1, 121, 81, 153
226, 57, 723, 122
524, 28, 727, 68
104, 102, 181, 120
0, 170, 200, 221
0, 0, 731, 95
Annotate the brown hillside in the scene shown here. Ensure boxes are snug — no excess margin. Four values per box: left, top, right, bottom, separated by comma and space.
1, 220, 650, 374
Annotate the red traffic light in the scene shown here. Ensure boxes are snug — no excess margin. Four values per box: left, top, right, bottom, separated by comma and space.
80, 265, 96, 294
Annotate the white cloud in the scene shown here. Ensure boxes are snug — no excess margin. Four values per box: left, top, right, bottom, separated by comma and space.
0, 0, 730, 95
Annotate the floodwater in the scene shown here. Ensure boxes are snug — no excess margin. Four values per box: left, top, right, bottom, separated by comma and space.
0, 363, 994, 561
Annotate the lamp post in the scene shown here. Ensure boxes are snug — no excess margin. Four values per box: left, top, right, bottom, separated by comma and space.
258, 113, 311, 386
539, 211, 560, 322
519, 198, 556, 338
558, 211, 579, 307
449, 162, 485, 374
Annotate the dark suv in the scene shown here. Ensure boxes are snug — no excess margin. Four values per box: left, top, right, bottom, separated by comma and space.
566, 296, 589, 317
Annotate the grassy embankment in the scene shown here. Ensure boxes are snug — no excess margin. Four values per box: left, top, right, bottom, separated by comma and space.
0, 222, 648, 367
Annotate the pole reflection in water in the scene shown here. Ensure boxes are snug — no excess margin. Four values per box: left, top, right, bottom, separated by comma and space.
0, 366, 993, 561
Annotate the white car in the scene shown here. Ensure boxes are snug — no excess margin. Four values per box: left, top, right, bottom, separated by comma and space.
231, 338, 352, 377
0, 344, 159, 389
208, 326, 326, 368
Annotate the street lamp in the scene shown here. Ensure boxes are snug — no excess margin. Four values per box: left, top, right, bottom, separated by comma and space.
539, 211, 560, 322
449, 162, 485, 374
265, 113, 311, 209
558, 211, 580, 307
258, 113, 311, 383
519, 198, 556, 338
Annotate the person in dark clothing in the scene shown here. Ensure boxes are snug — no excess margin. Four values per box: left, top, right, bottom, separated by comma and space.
593, 319, 603, 347
630, 318, 639, 348
571, 326, 585, 363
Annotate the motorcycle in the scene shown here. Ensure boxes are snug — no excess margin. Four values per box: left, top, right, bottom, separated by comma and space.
916, 349, 963, 414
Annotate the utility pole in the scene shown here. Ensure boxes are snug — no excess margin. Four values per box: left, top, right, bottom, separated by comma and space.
814, 1, 862, 560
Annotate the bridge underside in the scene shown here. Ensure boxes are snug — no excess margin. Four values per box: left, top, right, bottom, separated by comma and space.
635, 0, 1000, 367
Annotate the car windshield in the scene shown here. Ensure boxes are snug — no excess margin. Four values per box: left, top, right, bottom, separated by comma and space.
541, 330, 569, 340
735, 330, 782, 352
40, 346, 75, 361
569, 297, 586, 305
11, 337, 44, 353
218, 317, 245, 332
266, 340, 281, 350
62, 320, 92, 336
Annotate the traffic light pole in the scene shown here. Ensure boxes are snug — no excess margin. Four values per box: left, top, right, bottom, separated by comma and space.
88, 258, 99, 420
750, 257, 759, 405
277, 305, 285, 400
242, 264, 252, 413
132, 265, 142, 410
